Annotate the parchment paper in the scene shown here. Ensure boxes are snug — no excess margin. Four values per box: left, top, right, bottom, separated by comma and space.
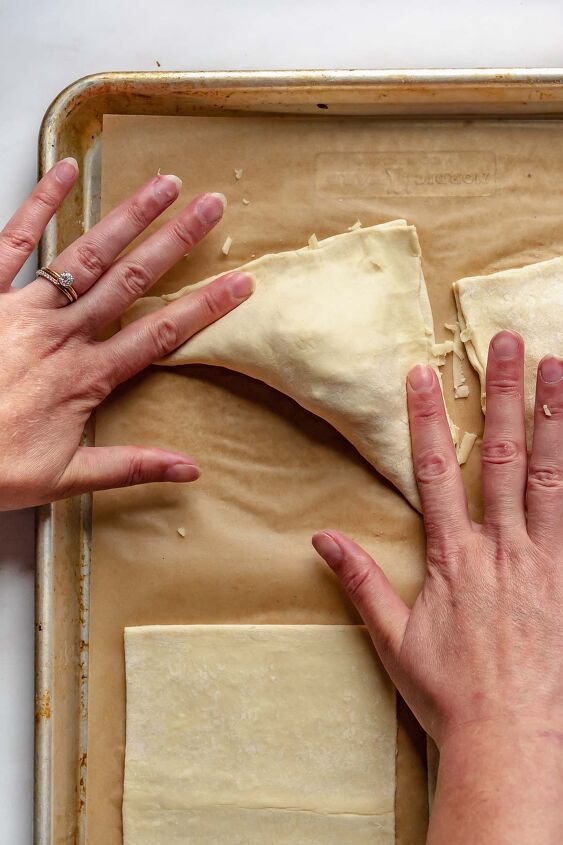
87, 114, 563, 845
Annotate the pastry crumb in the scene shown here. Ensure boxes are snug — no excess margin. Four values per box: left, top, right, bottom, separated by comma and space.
308, 233, 320, 250
234, 168, 243, 180
543, 404, 552, 417
242, 197, 250, 205
348, 219, 362, 231
222, 236, 233, 256
177, 527, 186, 537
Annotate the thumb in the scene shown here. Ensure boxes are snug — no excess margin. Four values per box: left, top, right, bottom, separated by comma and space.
312, 530, 409, 665
59, 445, 200, 495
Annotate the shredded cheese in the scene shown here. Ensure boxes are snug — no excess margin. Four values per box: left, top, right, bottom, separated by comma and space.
445, 321, 469, 399
543, 404, 553, 417
221, 236, 233, 256
456, 431, 478, 466
157, 167, 162, 176
234, 168, 243, 180
348, 219, 362, 231
242, 197, 250, 205
308, 233, 320, 250
432, 341, 454, 357
177, 527, 186, 537
454, 384, 470, 399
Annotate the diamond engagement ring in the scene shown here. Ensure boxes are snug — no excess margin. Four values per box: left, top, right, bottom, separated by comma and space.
36, 268, 78, 304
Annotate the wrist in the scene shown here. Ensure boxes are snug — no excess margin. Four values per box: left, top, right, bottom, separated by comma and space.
429, 716, 563, 845
438, 712, 563, 756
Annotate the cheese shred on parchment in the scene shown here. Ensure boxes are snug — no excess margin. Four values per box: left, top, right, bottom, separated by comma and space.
221, 236, 233, 256
234, 168, 243, 180
543, 404, 553, 417
348, 219, 362, 232
308, 233, 320, 249
456, 431, 478, 466
445, 322, 469, 399
432, 341, 454, 357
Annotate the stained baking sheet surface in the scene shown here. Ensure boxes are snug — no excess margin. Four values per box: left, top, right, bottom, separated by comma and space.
36, 74, 563, 845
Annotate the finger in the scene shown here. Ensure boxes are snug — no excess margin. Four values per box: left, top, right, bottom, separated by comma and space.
481, 331, 527, 532
527, 356, 563, 546
73, 191, 227, 329
407, 365, 471, 545
58, 445, 200, 496
97, 270, 253, 390
312, 530, 409, 664
24, 173, 182, 308
0, 158, 78, 290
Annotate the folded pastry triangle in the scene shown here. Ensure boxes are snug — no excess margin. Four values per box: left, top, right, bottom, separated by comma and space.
124, 221, 456, 510
454, 256, 563, 444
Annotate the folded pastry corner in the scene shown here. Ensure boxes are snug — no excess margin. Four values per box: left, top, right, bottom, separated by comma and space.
453, 255, 563, 442
124, 221, 458, 510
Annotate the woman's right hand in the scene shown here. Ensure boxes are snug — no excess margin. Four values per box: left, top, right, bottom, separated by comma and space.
0, 158, 253, 510
314, 332, 563, 844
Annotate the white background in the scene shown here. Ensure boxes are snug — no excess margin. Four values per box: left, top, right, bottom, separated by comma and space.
1, 1, 562, 841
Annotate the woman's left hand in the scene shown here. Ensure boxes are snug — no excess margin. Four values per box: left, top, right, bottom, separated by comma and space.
0, 158, 253, 510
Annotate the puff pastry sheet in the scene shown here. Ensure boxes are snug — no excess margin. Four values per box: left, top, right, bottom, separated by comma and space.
123, 625, 396, 845
454, 256, 563, 441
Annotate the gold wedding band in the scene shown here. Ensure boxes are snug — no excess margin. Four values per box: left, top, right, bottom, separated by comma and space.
36, 268, 78, 304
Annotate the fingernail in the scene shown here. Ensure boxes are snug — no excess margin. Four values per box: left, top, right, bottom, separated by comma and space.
313, 532, 342, 564
408, 365, 434, 392
154, 174, 182, 203
196, 192, 227, 225
55, 157, 78, 184
539, 356, 563, 384
226, 271, 254, 300
492, 331, 519, 360
163, 463, 200, 482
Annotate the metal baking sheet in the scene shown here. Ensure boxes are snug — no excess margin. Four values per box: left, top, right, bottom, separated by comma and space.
35, 68, 563, 845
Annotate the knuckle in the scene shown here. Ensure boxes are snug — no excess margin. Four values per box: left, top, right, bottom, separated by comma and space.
1, 226, 36, 254
528, 463, 563, 491
126, 198, 151, 229
426, 546, 455, 570
411, 396, 442, 426
149, 317, 179, 357
170, 219, 197, 252
481, 438, 521, 466
196, 288, 227, 322
340, 560, 372, 600
123, 454, 150, 487
120, 261, 152, 300
487, 377, 520, 398
33, 188, 59, 211
86, 368, 113, 403
414, 448, 453, 484
75, 241, 105, 277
